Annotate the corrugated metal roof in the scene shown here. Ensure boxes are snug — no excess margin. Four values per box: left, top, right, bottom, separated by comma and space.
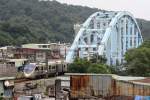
0, 77, 15, 80
65, 73, 113, 76
129, 78, 150, 86
7, 59, 28, 62
131, 78, 150, 83
112, 75, 145, 81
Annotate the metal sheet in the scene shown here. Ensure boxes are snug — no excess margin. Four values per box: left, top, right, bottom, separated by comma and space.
70, 74, 150, 99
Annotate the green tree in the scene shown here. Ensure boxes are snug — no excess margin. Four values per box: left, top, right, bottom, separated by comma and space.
125, 40, 150, 76
140, 40, 150, 48
87, 64, 110, 74
90, 54, 107, 64
0, 0, 149, 46
68, 57, 111, 74
68, 58, 90, 73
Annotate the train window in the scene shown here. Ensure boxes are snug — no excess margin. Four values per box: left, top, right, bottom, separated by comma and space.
49, 65, 51, 70
41, 66, 43, 71
35, 67, 39, 71
42, 45, 47, 48
52, 66, 55, 70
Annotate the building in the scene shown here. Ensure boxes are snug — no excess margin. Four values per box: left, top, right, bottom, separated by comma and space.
13, 47, 48, 63
0, 43, 70, 63
66, 11, 143, 65
22, 43, 70, 59
74, 24, 82, 37
0, 46, 14, 60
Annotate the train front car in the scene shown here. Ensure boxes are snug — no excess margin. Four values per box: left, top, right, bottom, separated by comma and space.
24, 63, 37, 78
23, 60, 68, 79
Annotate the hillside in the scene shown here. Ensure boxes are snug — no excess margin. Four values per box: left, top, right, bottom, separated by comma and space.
0, 0, 149, 46
137, 19, 150, 40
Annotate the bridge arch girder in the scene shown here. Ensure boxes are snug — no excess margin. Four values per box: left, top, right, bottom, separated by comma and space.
66, 11, 143, 65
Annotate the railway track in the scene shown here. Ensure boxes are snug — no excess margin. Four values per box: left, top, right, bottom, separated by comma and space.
15, 78, 33, 83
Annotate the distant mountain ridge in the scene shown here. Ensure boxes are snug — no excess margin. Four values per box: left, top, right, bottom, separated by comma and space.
137, 19, 150, 40
0, 0, 149, 46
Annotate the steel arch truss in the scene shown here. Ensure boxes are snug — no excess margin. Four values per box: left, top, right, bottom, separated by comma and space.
66, 11, 143, 65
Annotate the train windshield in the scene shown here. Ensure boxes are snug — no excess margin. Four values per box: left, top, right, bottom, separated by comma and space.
24, 64, 36, 74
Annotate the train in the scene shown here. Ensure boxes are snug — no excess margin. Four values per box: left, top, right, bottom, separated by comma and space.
23, 60, 68, 79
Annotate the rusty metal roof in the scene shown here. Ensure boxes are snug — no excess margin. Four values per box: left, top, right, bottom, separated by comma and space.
131, 78, 150, 84
65, 73, 113, 76
0, 77, 15, 80
65, 73, 150, 86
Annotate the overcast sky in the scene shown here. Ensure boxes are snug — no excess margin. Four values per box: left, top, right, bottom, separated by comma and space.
56, 0, 149, 21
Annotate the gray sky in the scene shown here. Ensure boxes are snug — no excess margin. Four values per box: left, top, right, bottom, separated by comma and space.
57, 0, 149, 21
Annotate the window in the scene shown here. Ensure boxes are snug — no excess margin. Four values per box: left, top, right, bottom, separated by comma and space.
48, 45, 51, 48
93, 48, 97, 51
78, 48, 81, 51
42, 45, 47, 48
85, 48, 88, 51
39, 45, 42, 48
52, 66, 55, 70
35, 67, 39, 71
49, 65, 51, 70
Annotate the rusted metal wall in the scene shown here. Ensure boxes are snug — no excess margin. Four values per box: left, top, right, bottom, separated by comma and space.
70, 75, 112, 99
70, 75, 150, 100
114, 80, 150, 96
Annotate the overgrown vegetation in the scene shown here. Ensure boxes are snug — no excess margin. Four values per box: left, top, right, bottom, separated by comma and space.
68, 56, 111, 74
0, 0, 149, 46
124, 40, 150, 77
0, 0, 98, 46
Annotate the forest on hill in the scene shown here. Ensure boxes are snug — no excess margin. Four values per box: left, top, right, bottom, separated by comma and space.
0, 0, 149, 46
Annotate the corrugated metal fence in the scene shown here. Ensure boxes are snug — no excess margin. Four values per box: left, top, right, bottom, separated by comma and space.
69, 74, 150, 100
0, 64, 17, 77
